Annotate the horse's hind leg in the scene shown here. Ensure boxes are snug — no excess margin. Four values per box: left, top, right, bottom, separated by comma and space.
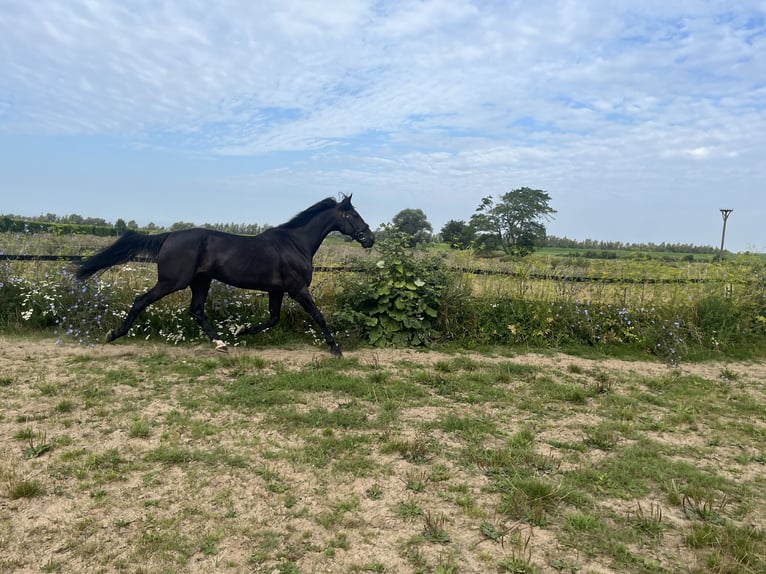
234, 290, 283, 337
106, 282, 175, 343
188, 277, 226, 351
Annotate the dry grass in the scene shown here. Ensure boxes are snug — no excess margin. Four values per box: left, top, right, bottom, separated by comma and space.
1, 335, 765, 573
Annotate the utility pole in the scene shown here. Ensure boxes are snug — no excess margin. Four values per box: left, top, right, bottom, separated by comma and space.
719, 209, 733, 257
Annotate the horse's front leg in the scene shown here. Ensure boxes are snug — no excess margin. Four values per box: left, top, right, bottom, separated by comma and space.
291, 287, 342, 357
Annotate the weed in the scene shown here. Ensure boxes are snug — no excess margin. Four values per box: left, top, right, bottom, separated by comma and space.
422, 511, 451, 544
335, 230, 448, 347
449, 488, 479, 515
386, 431, 433, 463
329, 532, 350, 551
275, 562, 301, 574
497, 526, 536, 573
430, 463, 451, 482
8, 478, 44, 499
590, 369, 614, 394
433, 555, 460, 573
719, 367, 739, 382
497, 477, 563, 526
479, 520, 522, 547
498, 557, 538, 573
629, 501, 666, 538
365, 484, 383, 500
397, 499, 424, 520
582, 424, 620, 450
403, 469, 430, 493
434, 413, 497, 439
24, 431, 51, 458
128, 417, 152, 438
403, 543, 428, 571
37, 382, 58, 396
549, 557, 583, 573
316, 497, 360, 529
55, 399, 75, 413
199, 531, 221, 556
682, 492, 729, 523
144, 444, 246, 468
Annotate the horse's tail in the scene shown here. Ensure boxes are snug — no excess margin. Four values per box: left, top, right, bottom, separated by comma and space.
76, 230, 170, 280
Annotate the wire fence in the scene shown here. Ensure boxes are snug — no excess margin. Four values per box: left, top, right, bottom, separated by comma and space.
0, 253, 719, 284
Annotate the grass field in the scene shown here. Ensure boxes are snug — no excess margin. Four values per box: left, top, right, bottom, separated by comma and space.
1, 335, 764, 573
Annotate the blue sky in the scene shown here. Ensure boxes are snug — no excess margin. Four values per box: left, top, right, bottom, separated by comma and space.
1, 1, 764, 252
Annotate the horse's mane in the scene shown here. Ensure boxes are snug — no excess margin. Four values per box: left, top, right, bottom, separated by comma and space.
280, 197, 339, 229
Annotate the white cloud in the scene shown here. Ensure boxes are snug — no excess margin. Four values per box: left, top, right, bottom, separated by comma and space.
0, 0, 764, 249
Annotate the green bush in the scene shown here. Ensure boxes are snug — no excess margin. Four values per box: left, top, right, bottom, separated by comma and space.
335, 230, 450, 347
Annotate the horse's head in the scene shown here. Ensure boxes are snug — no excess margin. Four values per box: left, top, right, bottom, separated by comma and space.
338, 195, 375, 248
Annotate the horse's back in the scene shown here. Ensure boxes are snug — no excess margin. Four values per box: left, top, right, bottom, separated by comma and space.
153, 229, 236, 279
153, 227, 311, 292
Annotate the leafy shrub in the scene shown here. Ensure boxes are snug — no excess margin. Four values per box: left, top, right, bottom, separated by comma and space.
692, 295, 745, 351
335, 230, 450, 347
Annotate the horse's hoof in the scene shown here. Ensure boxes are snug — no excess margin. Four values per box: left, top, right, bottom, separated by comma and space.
105, 330, 116, 343
214, 340, 229, 353
331, 346, 343, 358
234, 325, 246, 337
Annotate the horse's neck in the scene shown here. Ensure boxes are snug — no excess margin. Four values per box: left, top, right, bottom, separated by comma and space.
290, 212, 337, 256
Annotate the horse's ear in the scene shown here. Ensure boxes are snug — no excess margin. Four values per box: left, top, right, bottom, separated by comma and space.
340, 194, 353, 210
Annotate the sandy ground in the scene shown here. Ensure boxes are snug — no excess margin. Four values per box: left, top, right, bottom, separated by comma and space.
1, 336, 765, 573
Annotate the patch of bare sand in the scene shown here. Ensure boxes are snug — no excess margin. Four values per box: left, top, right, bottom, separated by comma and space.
4, 335, 766, 381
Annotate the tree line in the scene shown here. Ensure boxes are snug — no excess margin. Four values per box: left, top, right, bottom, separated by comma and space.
543, 236, 719, 255
3, 186, 720, 255
0, 214, 269, 237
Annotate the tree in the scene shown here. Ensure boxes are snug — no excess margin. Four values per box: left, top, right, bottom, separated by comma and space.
170, 221, 196, 231
470, 187, 556, 256
391, 208, 433, 247
440, 219, 476, 249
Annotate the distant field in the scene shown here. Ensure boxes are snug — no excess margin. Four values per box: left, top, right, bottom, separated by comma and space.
3, 231, 756, 309
536, 246, 718, 261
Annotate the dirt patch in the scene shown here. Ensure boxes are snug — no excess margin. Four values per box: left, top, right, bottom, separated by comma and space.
3, 335, 766, 380
1, 336, 765, 573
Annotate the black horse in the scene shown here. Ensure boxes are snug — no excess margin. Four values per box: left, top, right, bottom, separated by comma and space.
76, 195, 374, 356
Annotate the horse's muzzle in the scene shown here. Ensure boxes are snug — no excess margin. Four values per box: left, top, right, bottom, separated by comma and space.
356, 228, 375, 248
